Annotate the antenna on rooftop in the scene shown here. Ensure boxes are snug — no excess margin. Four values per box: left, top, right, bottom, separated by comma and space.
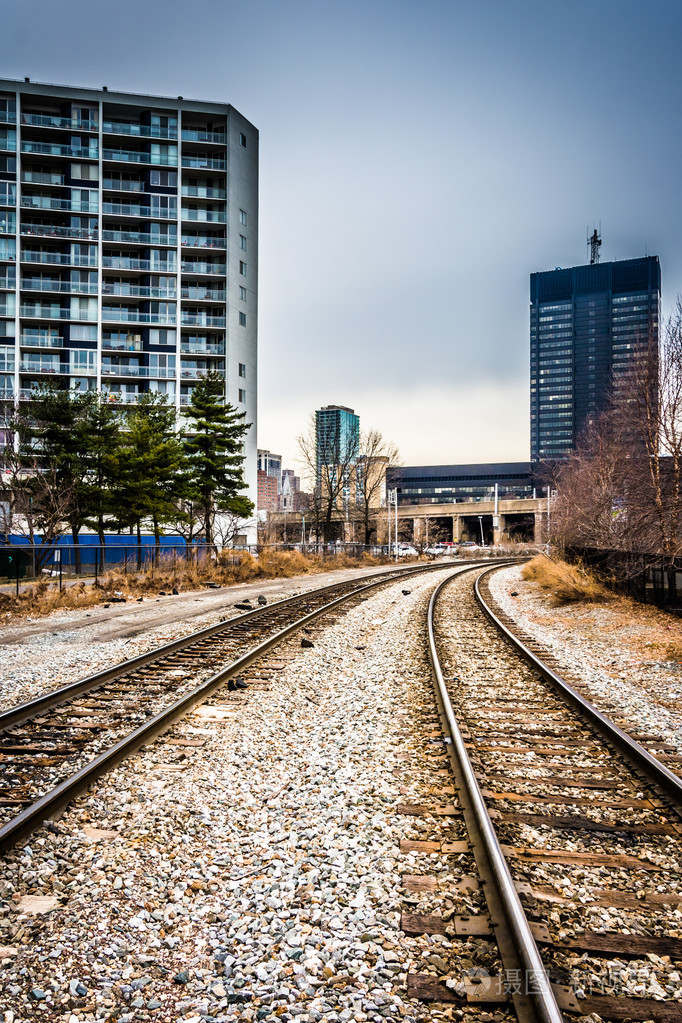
587, 224, 602, 264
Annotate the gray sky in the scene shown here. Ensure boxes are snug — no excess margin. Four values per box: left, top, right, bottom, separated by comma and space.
5, 0, 681, 473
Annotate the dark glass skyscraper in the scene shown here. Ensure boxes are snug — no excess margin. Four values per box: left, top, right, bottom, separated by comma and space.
530, 256, 660, 461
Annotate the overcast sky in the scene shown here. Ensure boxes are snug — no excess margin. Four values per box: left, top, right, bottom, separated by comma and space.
4, 0, 682, 472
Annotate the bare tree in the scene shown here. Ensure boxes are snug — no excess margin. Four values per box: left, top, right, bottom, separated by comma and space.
356, 429, 400, 546
551, 297, 682, 596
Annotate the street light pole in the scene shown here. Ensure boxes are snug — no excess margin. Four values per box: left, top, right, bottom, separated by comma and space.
478, 515, 485, 546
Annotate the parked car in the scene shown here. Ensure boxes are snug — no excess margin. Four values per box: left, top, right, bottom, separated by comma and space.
425, 543, 449, 556
391, 543, 418, 557
458, 540, 480, 548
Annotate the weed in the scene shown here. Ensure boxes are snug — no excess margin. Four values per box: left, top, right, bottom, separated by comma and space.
521, 555, 612, 606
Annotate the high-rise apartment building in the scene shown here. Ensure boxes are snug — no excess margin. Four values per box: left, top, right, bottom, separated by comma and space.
257, 449, 282, 489
315, 405, 359, 493
0, 77, 258, 507
530, 256, 660, 461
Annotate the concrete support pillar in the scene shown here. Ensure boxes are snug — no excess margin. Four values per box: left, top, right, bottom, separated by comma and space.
452, 515, 462, 542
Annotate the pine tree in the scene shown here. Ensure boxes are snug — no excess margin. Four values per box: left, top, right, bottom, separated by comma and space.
183, 372, 253, 547
110, 394, 185, 567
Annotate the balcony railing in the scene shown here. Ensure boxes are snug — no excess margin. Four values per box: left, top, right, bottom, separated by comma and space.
21, 113, 98, 131
103, 121, 177, 140
19, 361, 71, 374
102, 339, 143, 352
180, 342, 225, 356
102, 309, 176, 325
20, 304, 80, 319
0, 186, 16, 206
181, 235, 225, 249
21, 251, 97, 267
181, 128, 226, 144
180, 367, 224, 380
181, 185, 226, 199
22, 171, 64, 186
20, 334, 63, 349
181, 313, 226, 327
101, 364, 176, 379
0, 275, 15, 289
103, 178, 145, 193
0, 111, 16, 125
101, 391, 144, 404
102, 255, 176, 272
103, 202, 176, 219
0, 388, 15, 399
22, 141, 97, 159
102, 228, 176, 246
181, 155, 226, 170
180, 260, 226, 274
181, 208, 226, 223
180, 287, 226, 301
21, 279, 98, 295
21, 224, 98, 240
103, 148, 178, 166
103, 283, 176, 299
21, 196, 98, 213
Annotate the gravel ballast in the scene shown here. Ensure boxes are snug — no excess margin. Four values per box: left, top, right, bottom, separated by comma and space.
0, 567, 478, 1022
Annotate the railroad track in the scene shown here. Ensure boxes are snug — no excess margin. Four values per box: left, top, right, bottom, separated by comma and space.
0, 560, 496, 856
403, 563, 682, 1023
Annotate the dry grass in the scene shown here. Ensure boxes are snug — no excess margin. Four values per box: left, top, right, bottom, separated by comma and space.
521, 555, 613, 606
0, 549, 390, 621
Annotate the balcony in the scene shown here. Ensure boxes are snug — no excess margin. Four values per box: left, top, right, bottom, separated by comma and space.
19, 360, 70, 374
0, 110, 16, 125
21, 224, 98, 241
181, 235, 225, 250
180, 367, 224, 380
102, 389, 145, 404
103, 120, 177, 140
180, 341, 225, 356
181, 313, 225, 327
22, 171, 64, 186
181, 128, 226, 144
21, 141, 97, 159
0, 388, 15, 400
21, 250, 97, 267
103, 255, 177, 272
103, 282, 176, 299
102, 308, 176, 325
102, 228, 176, 246
20, 304, 71, 319
103, 201, 176, 219
180, 286, 226, 301
180, 260, 226, 274
21, 195, 99, 214
101, 364, 176, 379
181, 208, 226, 224
181, 155, 226, 171
0, 134, 16, 153
21, 113, 97, 131
0, 275, 15, 290
20, 333, 63, 349
181, 185, 226, 200
103, 148, 178, 166
102, 338, 143, 353
21, 278, 98, 295
103, 177, 145, 192
0, 186, 16, 206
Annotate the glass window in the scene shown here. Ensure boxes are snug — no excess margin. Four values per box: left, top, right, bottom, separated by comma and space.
239, 133, 247, 148
148, 329, 176, 345
239, 209, 247, 225
239, 388, 246, 402
239, 261, 247, 276
239, 235, 247, 251
239, 286, 247, 301
239, 363, 246, 378
239, 312, 246, 326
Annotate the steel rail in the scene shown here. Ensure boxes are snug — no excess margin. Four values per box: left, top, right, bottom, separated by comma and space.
0, 561, 458, 732
0, 560, 492, 855
427, 573, 564, 1023
474, 565, 682, 808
